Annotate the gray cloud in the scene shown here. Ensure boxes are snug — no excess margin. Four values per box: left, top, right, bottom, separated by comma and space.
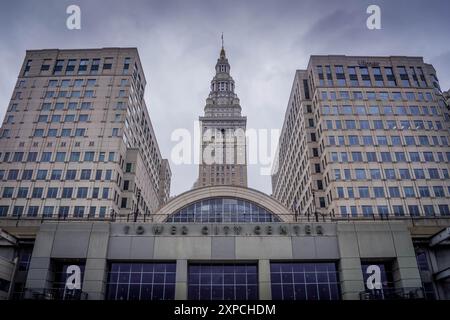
0, 0, 449, 196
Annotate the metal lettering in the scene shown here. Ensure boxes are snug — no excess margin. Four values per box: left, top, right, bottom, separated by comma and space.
305, 225, 311, 235
316, 225, 323, 235
279, 225, 288, 235
153, 225, 164, 235
136, 225, 145, 235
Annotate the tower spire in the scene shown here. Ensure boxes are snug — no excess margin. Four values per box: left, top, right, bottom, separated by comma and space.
220, 33, 226, 59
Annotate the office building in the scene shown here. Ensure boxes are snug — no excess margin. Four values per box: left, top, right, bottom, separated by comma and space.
272, 55, 450, 298
0, 48, 171, 221
272, 55, 450, 219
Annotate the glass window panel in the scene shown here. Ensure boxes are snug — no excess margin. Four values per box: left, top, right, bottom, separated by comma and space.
106, 263, 176, 300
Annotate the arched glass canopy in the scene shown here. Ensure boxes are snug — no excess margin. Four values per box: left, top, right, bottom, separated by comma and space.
165, 197, 281, 223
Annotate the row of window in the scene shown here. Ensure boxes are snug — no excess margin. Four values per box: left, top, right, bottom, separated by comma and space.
24, 57, 133, 77
1, 186, 111, 200
32, 127, 86, 137
335, 185, 450, 200
327, 134, 448, 147
42, 89, 97, 99
316, 65, 430, 88
40, 88, 128, 99
48, 78, 97, 87
165, 198, 280, 223
1, 168, 113, 181
332, 167, 449, 181
0, 205, 108, 218
320, 90, 434, 102
47, 78, 129, 88
324, 119, 446, 131
7, 102, 94, 114
0, 151, 116, 164
37, 113, 90, 123
24, 127, 120, 139
338, 204, 450, 217
105, 262, 341, 301
321, 104, 443, 116
329, 151, 450, 166
2, 127, 115, 139
43, 260, 420, 301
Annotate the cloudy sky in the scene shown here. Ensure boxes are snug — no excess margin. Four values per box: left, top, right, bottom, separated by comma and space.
0, 0, 449, 196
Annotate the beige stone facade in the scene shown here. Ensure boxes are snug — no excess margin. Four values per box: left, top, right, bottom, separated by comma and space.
272, 55, 450, 220
0, 48, 170, 220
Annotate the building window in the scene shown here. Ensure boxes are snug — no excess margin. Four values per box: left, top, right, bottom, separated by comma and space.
102, 188, 110, 199
12, 206, 24, 217
106, 263, 176, 300
393, 205, 405, 216
271, 262, 340, 300
408, 205, 420, 216
73, 206, 85, 217
51, 170, 62, 180
43, 206, 54, 218
62, 187, 73, 199
21, 170, 32, 180
90, 59, 100, 74
166, 198, 280, 223
438, 205, 450, 216
27, 206, 39, 217
36, 169, 47, 180
0, 206, 9, 217
188, 263, 258, 300
77, 187, 88, 199
121, 197, 128, 208
108, 152, 115, 162
47, 187, 58, 198
80, 169, 91, 180
103, 57, 113, 70
17, 187, 28, 198
58, 206, 69, 218
31, 187, 43, 198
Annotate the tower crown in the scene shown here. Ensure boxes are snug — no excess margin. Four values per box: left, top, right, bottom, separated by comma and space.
208, 36, 238, 104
